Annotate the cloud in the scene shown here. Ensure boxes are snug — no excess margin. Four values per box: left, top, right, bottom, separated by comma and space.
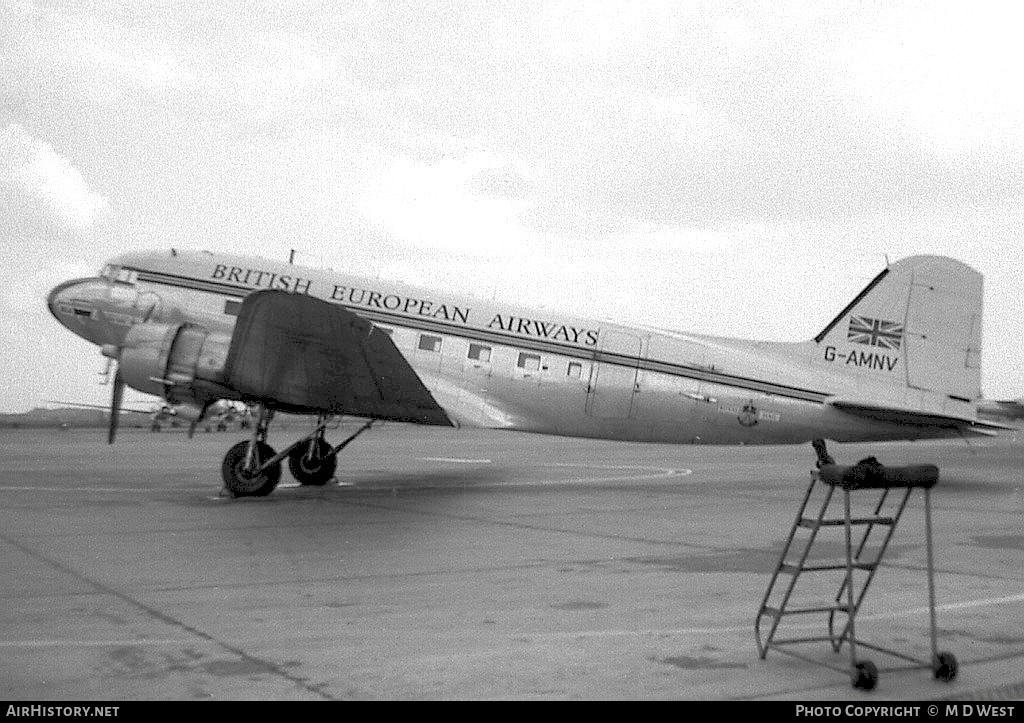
358, 152, 538, 258
2, 2, 1023, 407
467, 164, 537, 200
338, 3, 1024, 230
0, 124, 112, 232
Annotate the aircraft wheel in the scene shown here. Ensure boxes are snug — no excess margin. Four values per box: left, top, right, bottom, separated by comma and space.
217, 423, 227, 432
222, 441, 281, 497
851, 660, 878, 691
933, 651, 958, 682
288, 438, 336, 486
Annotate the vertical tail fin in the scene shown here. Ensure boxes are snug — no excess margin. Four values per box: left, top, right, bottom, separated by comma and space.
814, 256, 983, 401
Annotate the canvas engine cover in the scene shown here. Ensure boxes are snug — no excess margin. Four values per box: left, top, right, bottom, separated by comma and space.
223, 290, 451, 425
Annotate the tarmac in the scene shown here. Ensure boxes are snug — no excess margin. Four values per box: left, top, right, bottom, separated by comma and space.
0, 424, 1021, 701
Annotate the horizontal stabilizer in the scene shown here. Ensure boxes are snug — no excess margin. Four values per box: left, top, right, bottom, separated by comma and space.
977, 398, 1024, 422
827, 398, 1015, 434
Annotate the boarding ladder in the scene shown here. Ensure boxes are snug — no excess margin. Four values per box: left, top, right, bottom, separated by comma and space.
754, 440, 958, 691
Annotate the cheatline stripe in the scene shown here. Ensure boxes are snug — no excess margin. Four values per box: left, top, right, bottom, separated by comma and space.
132, 267, 831, 404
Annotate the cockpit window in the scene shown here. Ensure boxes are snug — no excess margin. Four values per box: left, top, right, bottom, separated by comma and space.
100, 265, 137, 285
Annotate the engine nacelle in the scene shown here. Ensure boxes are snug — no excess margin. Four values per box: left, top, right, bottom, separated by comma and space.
118, 322, 233, 406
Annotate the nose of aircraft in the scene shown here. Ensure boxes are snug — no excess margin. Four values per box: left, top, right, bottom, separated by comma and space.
45, 277, 107, 331
47, 276, 149, 348
46, 278, 80, 321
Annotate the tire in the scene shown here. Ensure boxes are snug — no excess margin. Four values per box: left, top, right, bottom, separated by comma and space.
222, 440, 281, 497
288, 438, 336, 486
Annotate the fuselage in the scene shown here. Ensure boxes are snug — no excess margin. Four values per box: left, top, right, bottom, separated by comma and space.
47, 249, 967, 445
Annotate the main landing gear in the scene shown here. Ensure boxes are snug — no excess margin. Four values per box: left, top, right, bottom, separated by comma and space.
220, 407, 374, 497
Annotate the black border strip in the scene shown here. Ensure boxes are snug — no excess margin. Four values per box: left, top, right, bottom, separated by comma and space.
134, 268, 831, 404
813, 266, 890, 344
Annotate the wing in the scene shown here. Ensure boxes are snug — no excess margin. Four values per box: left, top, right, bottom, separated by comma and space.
222, 290, 452, 425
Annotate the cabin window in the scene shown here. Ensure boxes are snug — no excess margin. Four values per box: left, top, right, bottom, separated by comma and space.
224, 299, 242, 316
468, 343, 491, 362
517, 352, 541, 372
567, 361, 582, 378
418, 334, 442, 352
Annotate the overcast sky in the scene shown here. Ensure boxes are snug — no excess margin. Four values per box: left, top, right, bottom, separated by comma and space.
2, 1, 1022, 412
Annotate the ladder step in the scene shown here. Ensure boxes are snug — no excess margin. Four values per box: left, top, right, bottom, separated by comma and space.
798, 516, 895, 527
779, 561, 877, 574
760, 604, 851, 618
765, 635, 842, 647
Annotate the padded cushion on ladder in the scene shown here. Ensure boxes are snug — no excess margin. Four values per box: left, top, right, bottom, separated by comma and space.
818, 457, 939, 490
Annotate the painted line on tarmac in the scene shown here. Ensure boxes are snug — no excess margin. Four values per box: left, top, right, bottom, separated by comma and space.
0, 638, 192, 648
0, 486, 197, 493
0, 465, 694, 495
531, 591, 1024, 639
410, 460, 694, 486
879, 591, 1024, 616
534, 463, 693, 484
420, 457, 494, 464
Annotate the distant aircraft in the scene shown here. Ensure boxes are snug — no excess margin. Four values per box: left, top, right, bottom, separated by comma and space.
976, 398, 1024, 422
48, 398, 250, 434
47, 249, 1010, 497
148, 399, 251, 434
148, 403, 180, 431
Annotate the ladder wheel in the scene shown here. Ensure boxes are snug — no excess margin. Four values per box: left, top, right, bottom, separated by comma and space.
933, 651, 958, 682
852, 660, 878, 691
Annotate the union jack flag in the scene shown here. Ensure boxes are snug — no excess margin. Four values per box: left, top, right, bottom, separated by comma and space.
847, 315, 903, 350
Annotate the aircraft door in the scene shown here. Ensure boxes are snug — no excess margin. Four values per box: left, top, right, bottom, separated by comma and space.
586, 329, 643, 418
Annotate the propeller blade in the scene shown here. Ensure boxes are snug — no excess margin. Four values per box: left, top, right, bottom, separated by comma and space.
188, 400, 213, 439
99, 357, 113, 384
108, 367, 124, 444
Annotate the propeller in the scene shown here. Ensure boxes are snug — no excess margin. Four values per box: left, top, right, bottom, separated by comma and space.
108, 365, 125, 444
100, 342, 126, 444
187, 400, 214, 439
